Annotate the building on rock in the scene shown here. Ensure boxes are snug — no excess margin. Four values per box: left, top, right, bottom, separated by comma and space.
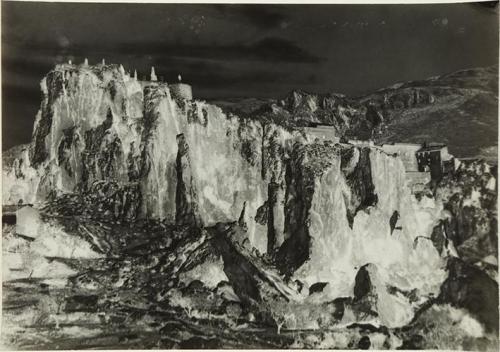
169, 74, 193, 101
416, 143, 454, 181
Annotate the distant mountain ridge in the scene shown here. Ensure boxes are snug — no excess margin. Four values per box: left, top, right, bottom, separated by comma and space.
211, 65, 498, 160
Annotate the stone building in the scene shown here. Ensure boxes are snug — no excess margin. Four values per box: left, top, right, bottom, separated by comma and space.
348, 139, 375, 147
416, 143, 453, 181
168, 74, 193, 100
169, 83, 193, 101
302, 123, 339, 143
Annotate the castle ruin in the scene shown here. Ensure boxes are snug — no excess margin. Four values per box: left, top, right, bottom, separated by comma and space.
63, 59, 194, 101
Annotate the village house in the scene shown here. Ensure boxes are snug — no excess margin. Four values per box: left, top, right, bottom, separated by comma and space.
302, 123, 340, 143
415, 143, 454, 180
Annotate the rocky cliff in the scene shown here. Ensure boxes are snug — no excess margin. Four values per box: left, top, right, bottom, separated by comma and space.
2, 63, 497, 349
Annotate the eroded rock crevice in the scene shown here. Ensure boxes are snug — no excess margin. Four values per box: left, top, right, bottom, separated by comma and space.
175, 134, 201, 226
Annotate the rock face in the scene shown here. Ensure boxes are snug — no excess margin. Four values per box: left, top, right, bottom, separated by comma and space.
430, 159, 499, 333
2, 63, 496, 345
434, 160, 497, 265
4, 64, 279, 252
438, 257, 498, 333
246, 89, 374, 140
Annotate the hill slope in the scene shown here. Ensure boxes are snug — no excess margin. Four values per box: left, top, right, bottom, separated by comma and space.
211, 66, 498, 160
362, 65, 498, 160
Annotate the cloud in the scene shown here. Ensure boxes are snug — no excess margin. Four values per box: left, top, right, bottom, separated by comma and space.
248, 37, 322, 63
280, 21, 291, 29
57, 35, 70, 48
432, 17, 449, 27
214, 4, 289, 29
4, 36, 323, 65
149, 55, 298, 89
119, 37, 323, 63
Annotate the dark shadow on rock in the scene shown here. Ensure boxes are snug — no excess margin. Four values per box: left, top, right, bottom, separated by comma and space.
438, 257, 499, 333
178, 336, 222, 349
309, 282, 328, 295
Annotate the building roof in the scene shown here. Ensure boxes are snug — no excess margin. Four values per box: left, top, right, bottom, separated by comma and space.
417, 143, 447, 152
381, 142, 422, 148
307, 122, 336, 128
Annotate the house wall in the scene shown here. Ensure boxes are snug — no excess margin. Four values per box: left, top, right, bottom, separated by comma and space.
349, 139, 374, 147
416, 150, 443, 180
303, 126, 339, 143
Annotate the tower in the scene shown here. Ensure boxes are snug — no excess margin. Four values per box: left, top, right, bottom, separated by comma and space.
170, 73, 193, 101
84, 58, 89, 66
150, 67, 157, 81
134, 70, 138, 81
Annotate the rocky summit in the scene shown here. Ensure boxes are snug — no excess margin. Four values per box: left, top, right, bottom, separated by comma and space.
2, 62, 498, 350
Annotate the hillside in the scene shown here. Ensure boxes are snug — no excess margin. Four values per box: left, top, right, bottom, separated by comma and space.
210, 66, 498, 160
362, 65, 498, 160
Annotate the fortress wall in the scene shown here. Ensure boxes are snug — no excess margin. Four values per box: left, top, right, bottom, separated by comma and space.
170, 83, 193, 100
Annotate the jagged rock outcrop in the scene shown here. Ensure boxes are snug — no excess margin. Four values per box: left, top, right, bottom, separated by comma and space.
426, 159, 499, 335
434, 160, 497, 265
340, 147, 378, 228
175, 133, 201, 226
246, 89, 374, 140
281, 90, 359, 127
438, 257, 498, 333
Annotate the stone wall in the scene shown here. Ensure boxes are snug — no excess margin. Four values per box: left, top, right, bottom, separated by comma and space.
170, 83, 193, 100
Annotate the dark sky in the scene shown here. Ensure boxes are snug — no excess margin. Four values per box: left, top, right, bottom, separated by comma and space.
2, 1, 498, 150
